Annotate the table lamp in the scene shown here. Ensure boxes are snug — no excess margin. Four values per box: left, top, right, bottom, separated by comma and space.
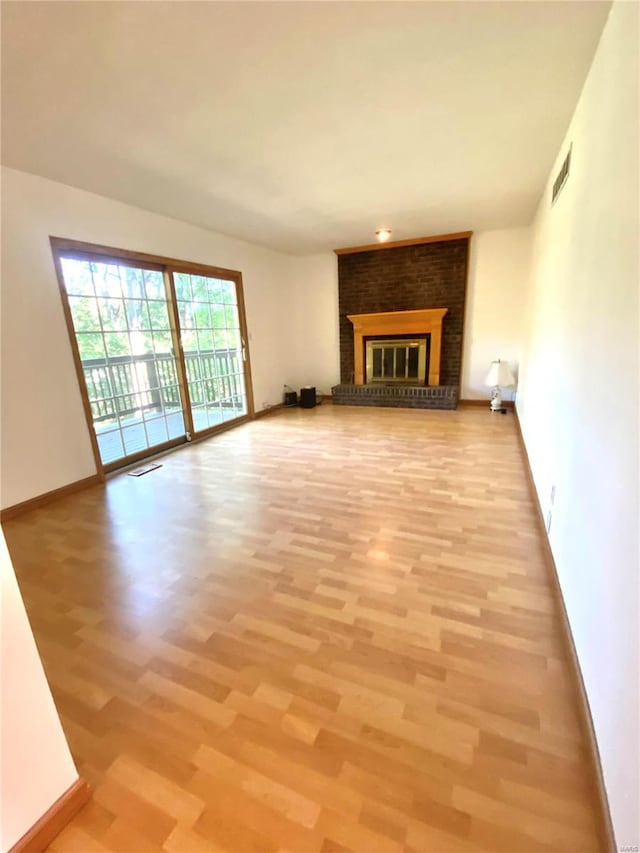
485, 359, 516, 412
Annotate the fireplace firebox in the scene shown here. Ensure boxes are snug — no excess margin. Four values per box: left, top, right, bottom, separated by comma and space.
346, 308, 447, 386
365, 337, 428, 384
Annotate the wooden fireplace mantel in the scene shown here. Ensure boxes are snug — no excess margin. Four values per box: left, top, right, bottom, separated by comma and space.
347, 308, 448, 386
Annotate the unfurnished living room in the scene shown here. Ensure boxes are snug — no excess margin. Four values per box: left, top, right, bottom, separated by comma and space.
1, 2, 638, 852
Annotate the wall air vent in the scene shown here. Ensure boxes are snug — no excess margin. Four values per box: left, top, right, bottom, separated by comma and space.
552, 144, 572, 205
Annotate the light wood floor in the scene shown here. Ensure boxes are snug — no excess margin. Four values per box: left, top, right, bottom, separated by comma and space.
4, 405, 602, 852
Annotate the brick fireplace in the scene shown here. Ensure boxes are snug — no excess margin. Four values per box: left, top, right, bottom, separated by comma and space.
332, 233, 470, 410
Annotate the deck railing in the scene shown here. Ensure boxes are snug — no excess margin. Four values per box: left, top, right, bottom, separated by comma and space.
82, 349, 243, 422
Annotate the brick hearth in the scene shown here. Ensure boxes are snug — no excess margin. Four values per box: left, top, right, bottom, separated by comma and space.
332, 383, 458, 409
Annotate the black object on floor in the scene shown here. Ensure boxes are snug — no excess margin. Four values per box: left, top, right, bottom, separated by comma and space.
299, 386, 317, 408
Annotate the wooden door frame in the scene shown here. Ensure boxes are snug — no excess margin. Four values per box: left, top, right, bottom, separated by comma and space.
50, 237, 256, 475
164, 269, 195, 440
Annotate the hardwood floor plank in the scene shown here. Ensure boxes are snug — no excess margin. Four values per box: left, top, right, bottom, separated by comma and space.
106, 755, 205, 825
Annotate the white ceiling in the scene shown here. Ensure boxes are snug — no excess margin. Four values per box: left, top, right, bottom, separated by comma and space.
1, 1, 610, 254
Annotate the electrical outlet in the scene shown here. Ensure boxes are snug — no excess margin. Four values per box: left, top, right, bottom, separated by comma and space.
550, 485, 556, 505
546, 511, 552, 534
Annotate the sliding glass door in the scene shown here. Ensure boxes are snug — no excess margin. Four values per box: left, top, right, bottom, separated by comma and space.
53, 240, 254, 473
173, 271, 248, 433
60, 256, 186, 467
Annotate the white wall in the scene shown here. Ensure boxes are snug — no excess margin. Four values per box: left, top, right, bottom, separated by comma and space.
0, 527, 79, 851
516, 1, 639, 845
288, 253, 340, 395
0, 167, 297, 509
462, 228, 531, 400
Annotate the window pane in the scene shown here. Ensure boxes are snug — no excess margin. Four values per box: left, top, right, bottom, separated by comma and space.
190, 403, 207, 432
167, 410, 186, 439
96, 428, 124, 465
98, 298, 126, 332
185, 357, 201, 384
173, 273, 191, 301
142, 416, 168, 446
144, 270, 166, 300
191, 275, 209, 302
115, 391, 143, 417
213, 329, 229, 349
68, 295, 100, 329
92, 263, 123, 299
210, 303, 226, 330
207, 279, 226, 303
197, 329, 214, 351
124, 300, 147, 331
122, 423, 149, 455
152, 357, 178, 389
161, 385, 182, 408
121, 266, 145, 299
152, 331, 172, 354
104, 332, 130, 357
76, 333, 105, 361
84, 364, 112, 402
178, 301, 194, 329
224, 305, 239, 328
61, 259, 94, 296
194, 303, 211, 330
207, 403, 224, 428
220, 280, 236, 304
147, 300, 171, 331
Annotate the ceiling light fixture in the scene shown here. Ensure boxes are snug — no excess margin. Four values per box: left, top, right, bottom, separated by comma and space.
375, 229, 392, 242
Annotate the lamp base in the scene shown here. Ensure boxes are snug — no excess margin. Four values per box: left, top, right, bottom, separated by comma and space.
489, 387, 503, 412
489, 388, 508, 414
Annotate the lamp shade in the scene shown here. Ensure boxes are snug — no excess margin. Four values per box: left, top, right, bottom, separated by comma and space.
485, 360, 516, 387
